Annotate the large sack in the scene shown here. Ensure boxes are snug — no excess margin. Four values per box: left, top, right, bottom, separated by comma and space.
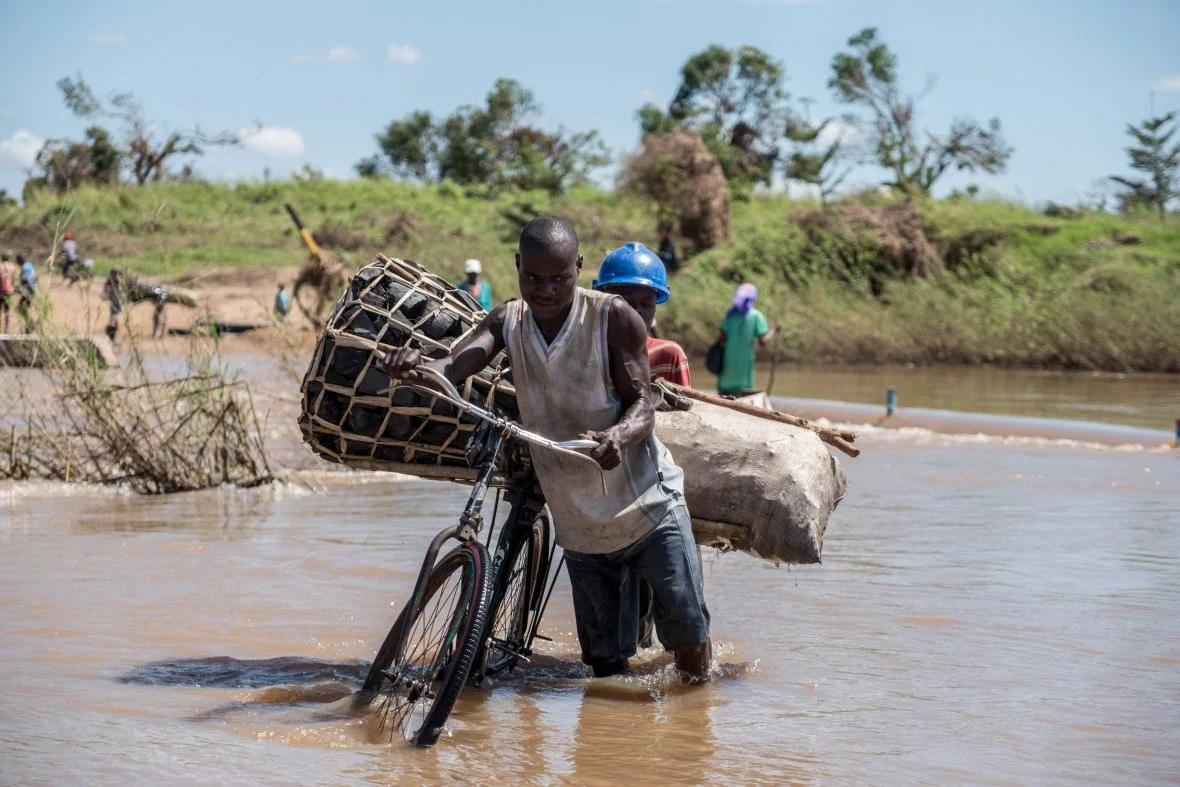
656, 401, 846, 565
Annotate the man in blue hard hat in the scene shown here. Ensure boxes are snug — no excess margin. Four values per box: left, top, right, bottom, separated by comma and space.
594, 242, 691, 387
594, 242, 694, 650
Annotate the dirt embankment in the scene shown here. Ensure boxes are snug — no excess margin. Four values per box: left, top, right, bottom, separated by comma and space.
36, 264, 320, 354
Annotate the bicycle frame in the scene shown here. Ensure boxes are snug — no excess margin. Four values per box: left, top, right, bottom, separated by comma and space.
394, 366, 602, 658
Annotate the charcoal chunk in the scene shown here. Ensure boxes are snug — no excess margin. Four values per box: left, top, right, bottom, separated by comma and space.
418, 421, 456, 447
325, 346, 370, 387
390, 386, 425, 409
421, 310, 458, 340
345, 404, 388, 438
346, 309, 380, 341
382, 413, 417, 440
349, 266, 383, 298
313, 339, 334, 378
387, 281, 428, 320
317, 391, 349, 425
374, 445, 404, 463
356, 366, 390, 397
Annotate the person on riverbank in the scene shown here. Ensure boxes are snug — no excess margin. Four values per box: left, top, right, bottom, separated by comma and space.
457, 258, 494, 312
384, 216, 712, 682
716, 282, 779, 397
274, 282, 291, 321
593, 241, 692, 649
59, 233, 80, 281
17, 255, 37, 332
657, 228, 679, 274
0, 251, 16, 334
102, 268, 124, 344
594, 242, 690, 387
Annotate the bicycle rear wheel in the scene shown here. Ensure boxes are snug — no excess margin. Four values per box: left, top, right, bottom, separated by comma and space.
356, 541, 492, 746
484, 511, 551, 675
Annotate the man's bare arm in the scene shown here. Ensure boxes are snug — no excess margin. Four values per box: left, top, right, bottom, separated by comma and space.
382, 302, 508, 385
583, 298, 654, 470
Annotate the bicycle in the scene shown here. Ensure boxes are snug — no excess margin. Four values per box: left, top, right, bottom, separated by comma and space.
352, 366, 605, 746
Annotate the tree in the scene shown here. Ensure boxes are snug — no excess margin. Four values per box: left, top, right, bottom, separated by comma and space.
784, 110, 854, 204
620, 130, 731, 250
1110, 112, 1180, 219
373, 111, 438, 181
829, 28, 1011, 194
27, 125, 122, 192
661, 45, 791, 187
359, 78, 609, 194
57, 75, 237, 186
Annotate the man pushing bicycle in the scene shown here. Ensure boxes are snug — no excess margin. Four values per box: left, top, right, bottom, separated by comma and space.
382, 215, 712, 682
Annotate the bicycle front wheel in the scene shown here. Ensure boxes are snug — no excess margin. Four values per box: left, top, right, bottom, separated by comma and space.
356, 541, 492, 746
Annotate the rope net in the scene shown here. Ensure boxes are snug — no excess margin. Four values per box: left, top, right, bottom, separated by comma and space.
298, 255, 517, 478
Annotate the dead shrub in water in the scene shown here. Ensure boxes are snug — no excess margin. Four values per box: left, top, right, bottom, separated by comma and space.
620, 131, 731, 250
3, 331, 273, 493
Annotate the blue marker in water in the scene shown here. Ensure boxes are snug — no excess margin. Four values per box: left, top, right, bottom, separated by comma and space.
886, 387, 897, 417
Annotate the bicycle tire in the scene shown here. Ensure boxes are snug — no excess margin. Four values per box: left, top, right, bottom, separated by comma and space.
355, 541, 492, 746
483, 511, 551, 675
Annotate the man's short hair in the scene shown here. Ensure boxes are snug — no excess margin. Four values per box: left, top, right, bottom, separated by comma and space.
519, 215, 579, 259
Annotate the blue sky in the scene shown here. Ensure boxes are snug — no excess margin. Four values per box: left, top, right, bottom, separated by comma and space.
2, 0, 1178, 204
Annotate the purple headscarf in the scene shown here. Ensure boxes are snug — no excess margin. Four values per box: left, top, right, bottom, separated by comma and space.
727, 282, 758, 318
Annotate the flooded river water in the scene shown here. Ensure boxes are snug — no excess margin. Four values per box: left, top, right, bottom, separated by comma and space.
2, 361, 1178, 784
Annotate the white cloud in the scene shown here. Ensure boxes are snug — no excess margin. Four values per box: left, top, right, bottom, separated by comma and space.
239, 126, 306, 158
387, 44, 422, 65
1151, 74, 1180, 93
293, 45, 360, 64
0, 130, 45, 169
89, 32, 128, 45
816, 121, 860, 147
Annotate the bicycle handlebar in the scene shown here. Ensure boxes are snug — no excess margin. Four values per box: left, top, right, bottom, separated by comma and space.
407, 365, 608, 493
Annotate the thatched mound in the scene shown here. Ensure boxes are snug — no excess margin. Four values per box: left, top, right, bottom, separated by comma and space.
620, 131, 731, 250
796, 201, 943, 279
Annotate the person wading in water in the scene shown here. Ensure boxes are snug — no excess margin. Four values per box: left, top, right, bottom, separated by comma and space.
383, 216, 712, 682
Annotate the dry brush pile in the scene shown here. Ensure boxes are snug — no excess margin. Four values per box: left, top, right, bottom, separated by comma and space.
3, 334, 273, 493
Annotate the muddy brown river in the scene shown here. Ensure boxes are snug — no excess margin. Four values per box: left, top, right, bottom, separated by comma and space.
2, 361, 1178, 784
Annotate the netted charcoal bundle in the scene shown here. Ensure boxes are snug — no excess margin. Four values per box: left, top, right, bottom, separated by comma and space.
298, 255, 517, 480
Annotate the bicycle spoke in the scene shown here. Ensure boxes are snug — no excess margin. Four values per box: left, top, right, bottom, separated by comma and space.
487, 541, 531, 671
376, 562, 473, 741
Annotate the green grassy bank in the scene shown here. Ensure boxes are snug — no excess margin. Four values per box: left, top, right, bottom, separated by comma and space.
3, 178, 1178, 372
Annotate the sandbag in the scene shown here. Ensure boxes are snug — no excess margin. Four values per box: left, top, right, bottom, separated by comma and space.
656, 401, 845, 565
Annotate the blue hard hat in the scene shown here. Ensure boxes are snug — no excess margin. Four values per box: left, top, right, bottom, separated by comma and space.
592, 242, 670, 304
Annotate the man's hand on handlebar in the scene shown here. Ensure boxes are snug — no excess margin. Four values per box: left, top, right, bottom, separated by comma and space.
582, 428, 623, 470
382, 347, 432, 386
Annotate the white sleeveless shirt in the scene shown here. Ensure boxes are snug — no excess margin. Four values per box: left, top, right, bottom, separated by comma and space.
503, 288, 685, 554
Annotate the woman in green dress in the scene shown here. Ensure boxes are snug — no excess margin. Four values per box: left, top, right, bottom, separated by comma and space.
717, 282, 779, 396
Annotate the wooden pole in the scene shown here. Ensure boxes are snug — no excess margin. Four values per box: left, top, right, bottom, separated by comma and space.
765, 338, 779, 398
658, 380, 860, 458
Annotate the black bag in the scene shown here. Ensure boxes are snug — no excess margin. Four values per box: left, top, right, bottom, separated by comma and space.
705, 341, 724, 376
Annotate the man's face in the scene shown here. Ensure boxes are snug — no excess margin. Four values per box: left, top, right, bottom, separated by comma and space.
603, 284, 657, 332
516, 250, 582, 321
466, 272, 479, 285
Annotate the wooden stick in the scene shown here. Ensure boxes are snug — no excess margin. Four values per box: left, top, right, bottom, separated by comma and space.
658, 380, 861, 458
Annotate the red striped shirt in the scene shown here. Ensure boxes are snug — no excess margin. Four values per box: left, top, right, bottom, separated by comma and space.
647, 337, 691, 387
